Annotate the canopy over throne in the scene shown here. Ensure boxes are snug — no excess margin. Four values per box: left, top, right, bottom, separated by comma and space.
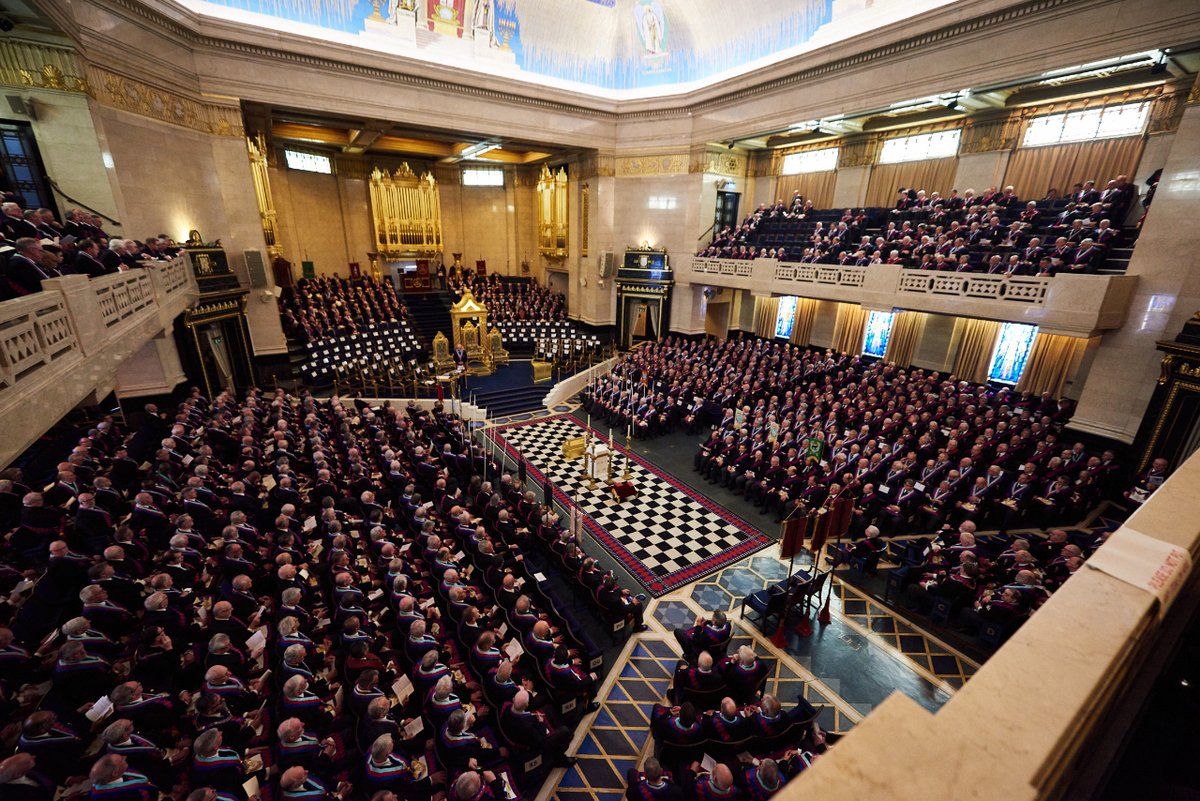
449, 288, 493, 373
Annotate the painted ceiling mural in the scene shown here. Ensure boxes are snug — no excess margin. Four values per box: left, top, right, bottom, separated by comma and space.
181, 0, 842, 92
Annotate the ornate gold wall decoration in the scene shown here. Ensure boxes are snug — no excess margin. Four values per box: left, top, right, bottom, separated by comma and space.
576, 153, 615, 180
697, 149, 747, 177
537, 164, 569, 260
246, 135, 282, 258
837, 135, 879, 169
616, 153, 688, 177
96, 69, 237, 136
1148, 85, 1189, 133
85, 65, 244, 137
1186, 71, 1200, 106
0, 40, 88, 93
959, 114, 1021, 154
369, 165, 443, 257
750, 150, 776, 178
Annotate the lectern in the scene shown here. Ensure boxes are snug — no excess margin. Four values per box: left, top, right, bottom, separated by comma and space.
586, 441, 611, 481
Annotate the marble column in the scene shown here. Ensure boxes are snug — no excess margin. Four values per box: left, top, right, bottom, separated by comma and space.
574, 164, 617, 327
1071, 77, 1200, 442
831, 165, 870, 208
952, 151, 1011, 195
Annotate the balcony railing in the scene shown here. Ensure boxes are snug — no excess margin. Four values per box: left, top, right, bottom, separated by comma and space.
0, 254, 199, 468
684, 257, 1137, 337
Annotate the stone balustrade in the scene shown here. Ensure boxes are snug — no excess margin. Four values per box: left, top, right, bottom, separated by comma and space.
0, 254, 199, 468
685, 257, 1137, 337
779, 449, 1200, 801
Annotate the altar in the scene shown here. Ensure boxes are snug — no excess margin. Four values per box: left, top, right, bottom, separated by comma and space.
586, 442, 612, 481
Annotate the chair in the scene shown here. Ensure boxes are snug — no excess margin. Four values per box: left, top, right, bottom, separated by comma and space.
790, 569, 832, 618
496, 707, 549, 790
848, 551, 881, 576
931, 596, 957, 624
741, 584, 788, 631
488, 327, 510, 366
462, 321, 485, 363
883, 566, 910, 602
431, 331, 454, 373
978, 620, 1007, 649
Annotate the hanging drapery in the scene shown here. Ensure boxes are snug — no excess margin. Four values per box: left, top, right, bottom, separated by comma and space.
864, 157, 958, 207
831, 303, 869, 356
1017, 333, 1089, 397
775, 171, 837, 209
790, 298, 819, 346
884, 311, 927, 367
1002, 135, 1144, 201
753, 296, 780, 339
951, 317, 1001, 383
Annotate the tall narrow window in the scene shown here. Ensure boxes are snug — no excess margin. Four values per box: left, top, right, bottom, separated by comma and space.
988, 322, 1038, 384
774, 296, 798, 339
862, 310, 895, 358
0, 120, 55, 212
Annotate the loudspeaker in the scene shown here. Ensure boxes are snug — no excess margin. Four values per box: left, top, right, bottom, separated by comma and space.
600, 251, 614, 278
5, 95, 34, 119
243, 249, 269, 288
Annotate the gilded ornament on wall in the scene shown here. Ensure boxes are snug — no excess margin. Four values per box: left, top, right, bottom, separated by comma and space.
616, 153, 688, 177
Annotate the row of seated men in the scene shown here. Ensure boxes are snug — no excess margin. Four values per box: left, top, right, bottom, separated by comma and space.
830, 455, 1171, 642
626, 614, 828, 801
702, 211, 1116, 277
0, 388, 633, 801
448, 274, 565, 323
582, 335, 1116, 537
0, 235, 180, 300
280, 276, 408, 345
832, 519, 1103, 640
699, 177, 1134, 274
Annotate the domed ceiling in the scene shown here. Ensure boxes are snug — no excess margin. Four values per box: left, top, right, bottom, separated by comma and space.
175, 0, 959, 96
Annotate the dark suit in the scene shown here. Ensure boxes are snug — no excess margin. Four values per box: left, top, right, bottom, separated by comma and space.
2, 253, 49, 295
2, 215, 40, 240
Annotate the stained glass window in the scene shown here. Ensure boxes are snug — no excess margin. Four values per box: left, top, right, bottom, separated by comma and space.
862, 310, 895, 358
988, 322, 1038, 384
774, 296, 798, 339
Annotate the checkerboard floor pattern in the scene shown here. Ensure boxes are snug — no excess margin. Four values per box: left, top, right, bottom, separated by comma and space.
490, 415, 770, 596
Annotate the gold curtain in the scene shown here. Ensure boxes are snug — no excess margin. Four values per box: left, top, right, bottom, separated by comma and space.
775, 171, 837, 209
865, 157, 958, 207
1002, 135, 1144, 201
832, 303, 869, 356
884, 311, 927, 367
951, 317, 1001, 383
753, 296, 780, 339
790, 298, 819, 346
1016, 333, 1089, 397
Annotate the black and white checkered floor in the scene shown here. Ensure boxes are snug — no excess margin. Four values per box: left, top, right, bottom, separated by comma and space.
490, 414, 770, 596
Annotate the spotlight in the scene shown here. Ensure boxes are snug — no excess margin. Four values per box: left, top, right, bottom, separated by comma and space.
0, 17, 14, 32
